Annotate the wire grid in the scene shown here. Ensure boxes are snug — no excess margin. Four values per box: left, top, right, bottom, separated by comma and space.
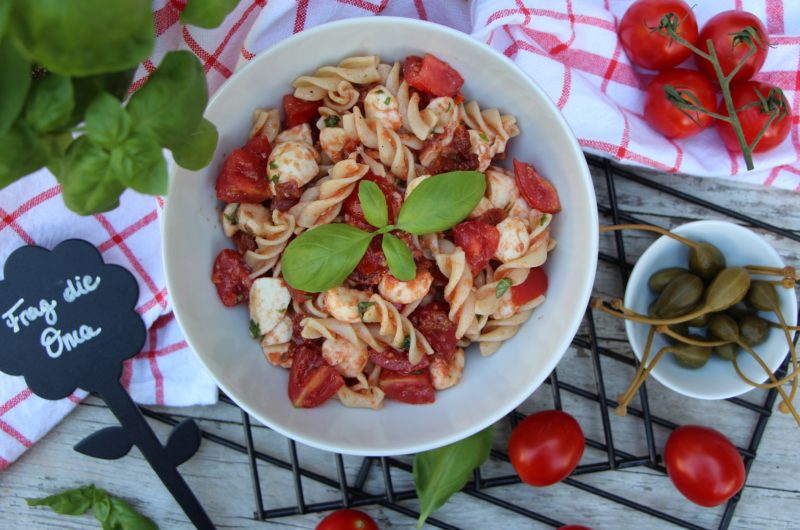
144, 154, 799, 529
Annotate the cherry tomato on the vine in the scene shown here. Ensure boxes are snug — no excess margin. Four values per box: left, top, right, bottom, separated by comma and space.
508, 410, 585, 487
716, 81, 792, 153
696, 11, 769, 83
644, 68, 716, 139
618, 0, 698, 71
316, 509, 379, 530
664, 425, 745, 507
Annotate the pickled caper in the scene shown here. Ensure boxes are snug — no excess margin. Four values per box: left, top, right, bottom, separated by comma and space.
688, 242, 726, 282
667, 323, 690, 337
653, 272, 704, 318
739, 315, 770, 346
708, 313, 739, 342
671, 337, 713, 369
714, 343, 738, 361
726, 299, 757, 319
685, 310, 710, 327
648, 267, 689, 293
747, 281, 780, 312
704, 267, 751, 312
648, 299, 660, 318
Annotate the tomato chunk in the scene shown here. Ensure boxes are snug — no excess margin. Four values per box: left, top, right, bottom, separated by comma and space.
513, 159, 561, 214
283, 94, 323, 128
243, 135, 272, 162
369, 348, 430, 374
379, 369, 435, 404
477, 207, 508, 226
288, 341, 344, 408
409, 301, 457, 359
351, 237, 389, 286
343, 172, 403, 231
511, 267, 548, 306
216, 148, 271, 203
452, 220, 500, 276
211, 249, 253, 307
403, 54, 464, 97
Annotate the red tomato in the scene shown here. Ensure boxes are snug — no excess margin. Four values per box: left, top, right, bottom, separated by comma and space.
508, 410, 585, 487
272, 181, 302, 212
510, 267, 548, 306
664, 425, 745, 507
211, 249, 253, 307
288, 342, 344, 408
513, 160, 561, 214
379, 369, 435, 404
215, 148, 271, 203
409, 301, 458, 359
368, 348, 430, 373
452, 220, 500, 276
643, 68, 716, 139
283, 94, 323, 128
403, 54, 464, 97
352, 238, 389, 285
618, 0, 698, 71
343, 173, 403, 231
716, 81, 792, 153
476, 207, 507, 226
243, 135, 272, 162
696, 11, 768, 83
316, 509, 379, 530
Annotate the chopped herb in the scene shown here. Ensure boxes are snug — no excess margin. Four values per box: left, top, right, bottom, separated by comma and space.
540, 214, 550, 226
479, 133, 490, 142
495, 277, 513, 298
269, 160, 278, 170
271, 174, 280, 183
223, 205, 240, 225
249, 320, 261, 339
503, 202, 512, 212
324, 115, 340, 127
384, 96, 392, 106
445, 102, 452, 112
376, 89, 384, 94
358, 301, 376, 317
236, 293, 244, 303
401, 335, 411, 350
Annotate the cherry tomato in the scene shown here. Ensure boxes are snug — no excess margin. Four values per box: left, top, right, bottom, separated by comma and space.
716, 81, 792, 153
643, 68, 716, 139
211, 249, 253, 307
288, 342, 344, 408
352, 238, 389, 285
452, 220, 500, 276
369, 347, 430, 373
696, 11, 768, 83
343, 173, 403, 231
409, 301, 458, 359
379, 369, 435, 404
510, 267, 548, 306
403, 54, 464, 97
618, 0, 698, 71
283, 94, 323, 128
243, 135, 272, 163
316, 509, 379, 530
664, 425, 745, 507
513, 160, 561, 214
215, 147, 271, 203
508, 410, 585, 487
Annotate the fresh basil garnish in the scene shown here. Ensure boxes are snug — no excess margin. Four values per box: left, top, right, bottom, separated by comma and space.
358, 300, 375, 317
0, 37, 31, 135
495, 277, 512, 298
248, 319, 260, 339
382, 232, 415, 281
397, 171, 485, 235
358, 180, 388, 228
179, 0, 240, 29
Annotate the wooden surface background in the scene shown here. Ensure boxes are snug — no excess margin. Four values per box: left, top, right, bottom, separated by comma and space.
1, 163, 798, 529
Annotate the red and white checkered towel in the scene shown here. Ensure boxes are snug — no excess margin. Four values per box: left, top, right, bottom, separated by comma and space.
1, 0, 798, 469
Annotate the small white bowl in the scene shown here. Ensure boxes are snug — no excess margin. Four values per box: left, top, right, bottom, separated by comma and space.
624, 220, 797, 400
163, 17, 598, 455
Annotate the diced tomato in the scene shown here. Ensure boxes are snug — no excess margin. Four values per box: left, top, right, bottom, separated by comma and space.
409, 301, 458, 359
511, 267, 548, 306
211, 249, 253, 307
477, 208, 508, 226
452, 220, 500, 276
287, 284, 310, 305
288, 341, 344, 408
513, 159, 561, 214
369, 348, 430, 373
232, 231, 257, 253
352, 237, 389, 284
424, 125, 479, 174
379, 369, 436, 404
272, 181, 301, 211
216, 148, 271, 203
283, 94, 323, 128
243, 135, 272, 162
343, 172, 403, 231
403, 54, 464, 97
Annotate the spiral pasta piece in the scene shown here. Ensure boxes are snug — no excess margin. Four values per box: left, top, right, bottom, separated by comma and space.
293, 292, 328, 318
460, 100, 519, 157
242, 210, 296, 278
249, 108, 280, 144
323, 80, 360, 113
293, 56, 381, 101
397, 81, 437, 141
360, 294, 433, 365
434, 240, 478, 339
336, 108, 416, 180
474, 295, 546, 356
288, 157, 369, 228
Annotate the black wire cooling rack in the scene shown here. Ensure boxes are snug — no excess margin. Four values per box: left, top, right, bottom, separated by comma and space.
143, 153, 799, 530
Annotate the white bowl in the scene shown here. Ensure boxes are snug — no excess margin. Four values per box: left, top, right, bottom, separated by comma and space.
163, 17, 598, 455
624, 220, 797, 400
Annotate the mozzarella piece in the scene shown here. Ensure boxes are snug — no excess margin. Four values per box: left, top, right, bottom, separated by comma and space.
378, 269, 433, 305
507, 197, 532, 219
364, 85, 402, 130
275, 123, 314, 146
319, 127, 348, 162
324, 287, 370, 323
492, 292, 518, 319
267, 141, 320, 188
485, 167, 519, 210
495, 217, 530, 262
322, 337, 368, 378
237, 203, 272, 237
261, 315, 292, 346
249, 278, 291, 336
430, 348, 465, 390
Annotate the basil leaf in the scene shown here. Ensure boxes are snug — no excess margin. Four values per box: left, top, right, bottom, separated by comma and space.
26, 485, 94, 515
24, 73, 74, 134
397, 171, 485, 235
170, 117, 219, 171
127, 51, 208, 149
86, 92, 131, 150
358, 180, 388, 228
0, 37, 30, 134
91, 487, 112, 524
0, 1, 10, 37
496, 277, 512, 298
382, 233, 416, 281
59, 136, 125, 214
106, 497, 157, 530
413, 426, 494, 528
282, 224, 374, 292
10, 0, 154, 76
0, 121, 48, 188
70, 69, 136, 126
180, 0, 239, 29
27, 485, 157, 530
110, 132, 168, 196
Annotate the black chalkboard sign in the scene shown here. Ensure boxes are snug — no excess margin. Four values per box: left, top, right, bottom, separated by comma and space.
0, 240, 214, 529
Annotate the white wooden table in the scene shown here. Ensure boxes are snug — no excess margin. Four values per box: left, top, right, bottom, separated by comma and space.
1, 162, 798, 530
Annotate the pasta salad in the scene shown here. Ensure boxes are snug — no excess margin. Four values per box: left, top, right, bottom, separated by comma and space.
211, 53, 562, 409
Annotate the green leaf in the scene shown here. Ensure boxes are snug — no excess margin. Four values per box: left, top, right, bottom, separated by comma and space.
170, 117, 219, 171
358, 180, 388, 228
397, 171, 486, 235
382, 233, 416, 281
92, 488, 112, 524
414, 426, 494, 528
282, 224, 374, 292
59, 136, 125, 214
109, 133, 168, 196
127, 51, 208, 149
70, 69, 136, 126
24, 73, 74, 134
26, 485, 94, 515
0, 1, 10, 37
9, 0, 154, 76
0, 120, 48, 188
180, 0, 239, 29
495, 277, 512, 298
0, 37, 30, 134
86, 92, 131, 149
106, 497, 157, 530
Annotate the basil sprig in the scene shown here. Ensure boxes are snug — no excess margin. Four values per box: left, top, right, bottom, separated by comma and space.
413, 426, 494, 528
282, 171, 485, 292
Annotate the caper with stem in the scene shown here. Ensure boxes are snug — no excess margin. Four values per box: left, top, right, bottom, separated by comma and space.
672, 338, 713, 369
652, 272, 704, 318
648, 267, 689, 293
688, 242, 726, 282
739, 315, 770, 346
